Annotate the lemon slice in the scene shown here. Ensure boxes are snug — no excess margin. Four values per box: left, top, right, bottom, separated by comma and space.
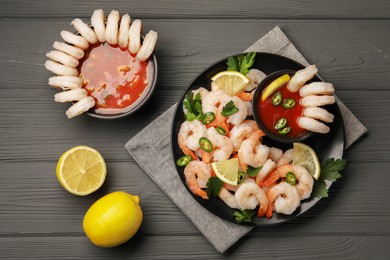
211, 71, 250, 96
56, 146, 106, 196
261, 74, 291, 101
293, 142, 321, 180
211, 158, 239, 186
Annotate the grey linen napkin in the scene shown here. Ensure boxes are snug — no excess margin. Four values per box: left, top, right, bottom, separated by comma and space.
125, 26, 367, 253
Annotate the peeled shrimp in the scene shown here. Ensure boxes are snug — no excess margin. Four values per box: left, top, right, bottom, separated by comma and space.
118, 14, 131, 48
65, 96, 95, 119
229, 120, 259, 151
299, 82, 335, 97
287, 65, 318, 92
276, 148, 293, 167
222, 96, 248, 126
136, 30, 158, 62
53, 41, 84, 59
45, 60, 78, 76
203, 127, 233, 162
105, 10, 120, 45
60, 30, 89, 50
298, 116, 330, 134
266, 182, 300, 215
219, 187, 239, 209
268, 147, 283, 163
184, 161, 210, 200
238, 130, 268, 170
255, 159, 276, 185
301, 95, 336, 107
192, 87, 209, 100
244, 68, 266, 91
48, 76, 82, 90
128, 19, 142, 54
54, 88, 87, 103
46, 50, 79, 68
291, 165, 314, 200
178, 119, 207, 152
91, 9, 106, 42
303, 107, 334, 123
71, 18, 98, 44
235, 182, 269, 217
202, 89, 230, 115
244, 101, 253, 116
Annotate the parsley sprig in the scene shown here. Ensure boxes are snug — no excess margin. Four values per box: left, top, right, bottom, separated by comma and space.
205, 177, 223, 198
227, 52, 256, 75
312, 158, 347, 199
221, 100, 238, 117
183, 92, 203, 121
233, 209, 256, 224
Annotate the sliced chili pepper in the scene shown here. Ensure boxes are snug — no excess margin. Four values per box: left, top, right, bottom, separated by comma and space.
278, 126, 291, 135
176, 155, 192, 167
282, 98, 296, 109
216, 126, 226, 136
286, 172, 297, 186
272, 91, 282, 106
202, 112, 215, 125
274, 117, 287, 130
237, 171, 246, 184
199, 137, 213, 152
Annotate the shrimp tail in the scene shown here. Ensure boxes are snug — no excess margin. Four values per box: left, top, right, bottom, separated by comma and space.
261, 169, 280, 186
237, 150, 248, 172
236, 91, 253, 101
265, 203, 273, 219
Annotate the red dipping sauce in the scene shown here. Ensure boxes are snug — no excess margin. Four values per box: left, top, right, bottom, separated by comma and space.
79, 43, 151, 114
258, 82, 306, 138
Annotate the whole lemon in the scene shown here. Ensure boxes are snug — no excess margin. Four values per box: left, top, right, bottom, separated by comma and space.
83, 191, 143, 247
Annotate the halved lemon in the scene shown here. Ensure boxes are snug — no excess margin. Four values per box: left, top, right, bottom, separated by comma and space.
211, 158, 239, 186
293, 142, 321, 180
261, 74, 291, 101
211, 71, 250, 96
56, 146, 106, 196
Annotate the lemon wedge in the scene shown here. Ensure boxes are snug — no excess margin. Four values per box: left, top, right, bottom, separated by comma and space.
211, 71, 250, 96
56, 146, 106, 196
293, 142, 321, 180
261, 74, 291, 101
211, 158, 239, 186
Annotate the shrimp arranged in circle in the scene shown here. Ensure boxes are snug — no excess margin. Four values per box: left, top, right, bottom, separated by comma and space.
229, 120, 259, 152
266, 182, 300, 216
235, 182, 269, 217
238, 130, 268, 171
287, 64, 318, 92
203, 127, 233, 163
184, 161, 211, 200
178, 120, 207, 158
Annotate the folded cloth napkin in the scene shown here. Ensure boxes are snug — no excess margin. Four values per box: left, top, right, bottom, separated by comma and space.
125, 26, 367, 253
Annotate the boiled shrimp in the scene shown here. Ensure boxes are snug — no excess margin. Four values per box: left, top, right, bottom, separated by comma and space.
91, 9, 106, 42
71, 18, 98, 44
48, 76, 82, 90
276, 148, 293, 167
60, 30, 89, 50
223, 96, 248, 126
201, 89, 230, 115
137, 30, 158, 62
105, 10, 120, 45
54, 88, 87, 103
238, 130, 268, 171
203, 127, 233, 162
266, 182, 300, 216
298, 116, 330, 134
53, 41, 84, 59
118, 14, 131, 48
184, 161, 211, 200
299, 82, 335, 97
301, 95, 335, 107
287, 65, 318, 92
65, 96, 95, 119
219, 187, 239, 209
244, 68, 266, 91
45, 60, 78, 76
303, 107, 334, 123
178, 119, 207, 154
46, 50, 79, 68
229, 120, 259, 151
255, 159, 276, 186
128, 19, 142, 54
234, 182, 269, 217
268, 147, 283, 163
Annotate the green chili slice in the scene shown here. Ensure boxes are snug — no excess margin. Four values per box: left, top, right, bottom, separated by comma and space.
278, 126, 291, 135
176, 155, 192, 167
202, 112, 215, 125
286, 172, 297, 186
199, 137, 213, 152
274, 117, 287, 130
237, 171, 246, 184
216, 126, 226, 136
272, 91, 282, 106
282, 98, 296, 109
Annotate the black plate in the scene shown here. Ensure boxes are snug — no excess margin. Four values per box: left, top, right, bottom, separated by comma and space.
171, 52, 345, 225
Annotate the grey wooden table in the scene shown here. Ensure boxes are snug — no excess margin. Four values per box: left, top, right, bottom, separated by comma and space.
1, 1, 389, 259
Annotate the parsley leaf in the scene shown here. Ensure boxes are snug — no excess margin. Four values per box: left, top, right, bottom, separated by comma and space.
205, 177, 223, 198
312, 158, 347, 199
233, 210, 256, 224
246, 165, 262, 177
226, 52, 256, 75
183, 92, 203, 121
221, 100, 238, 117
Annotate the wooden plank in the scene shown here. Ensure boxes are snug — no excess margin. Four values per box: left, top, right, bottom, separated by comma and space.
1, 235, 390, 259
0, 161, 389, 235
0, 0, 389, 19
